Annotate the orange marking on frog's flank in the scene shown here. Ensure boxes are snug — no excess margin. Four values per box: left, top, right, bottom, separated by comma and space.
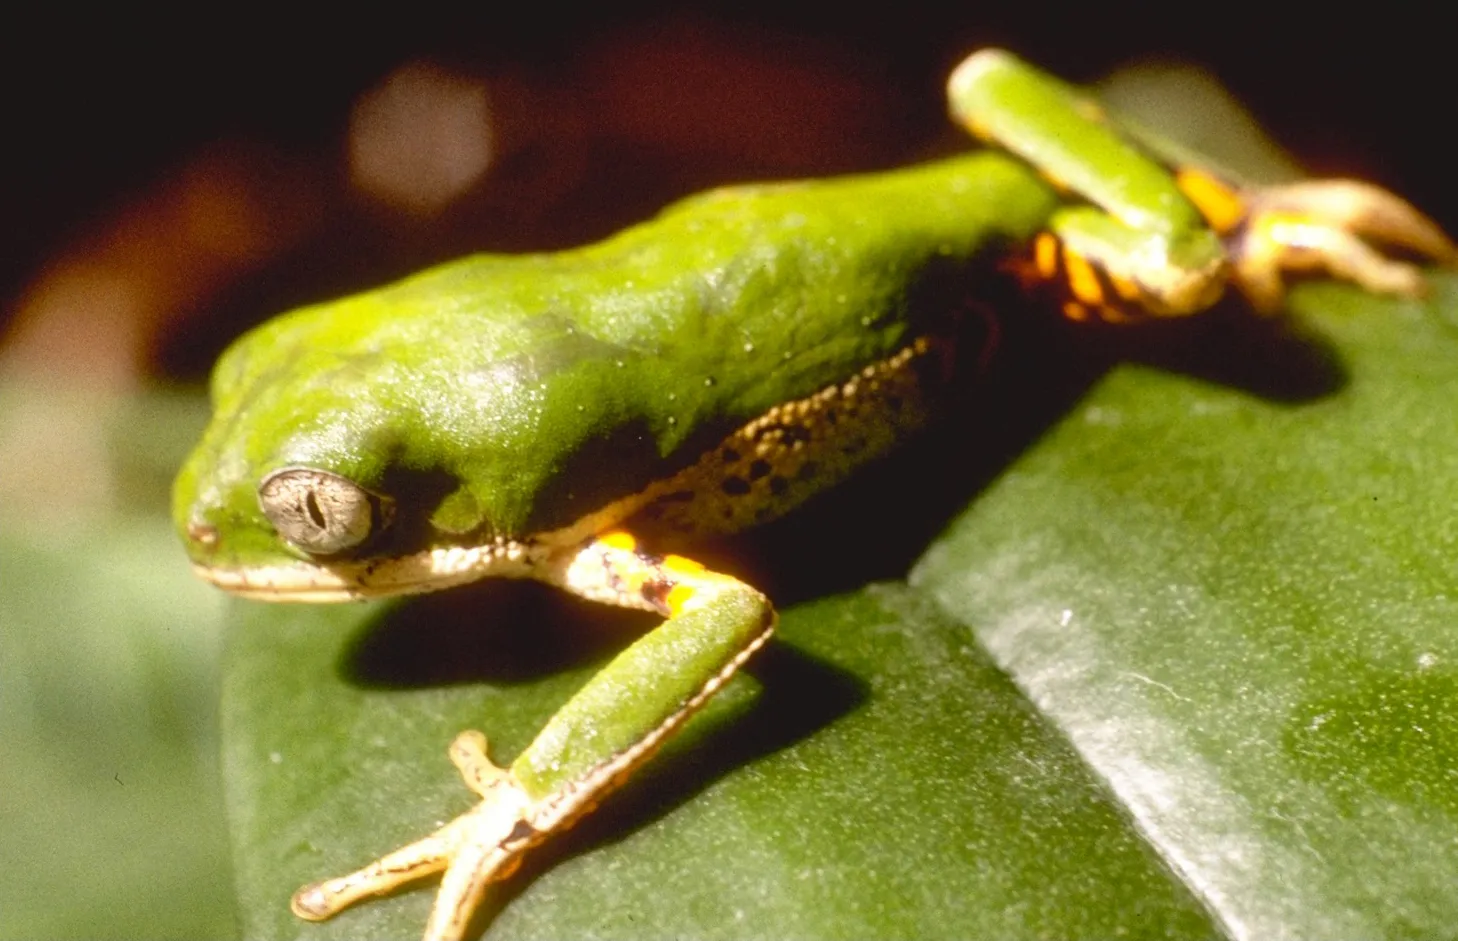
1034, 232, 1060, 279
664, 583, 698, 616
600, 531, 638, 552
1109, 272, 1142, 301
1063, 250, 1105, 306
1062, 300, 1089, 322
1177, 168, 1247, 235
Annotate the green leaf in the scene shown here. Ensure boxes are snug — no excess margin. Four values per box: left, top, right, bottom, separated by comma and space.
0, 386, 236, 940
223, 584, 1215, 940
914, 278, 1458, 938
221, 275, 1458, 940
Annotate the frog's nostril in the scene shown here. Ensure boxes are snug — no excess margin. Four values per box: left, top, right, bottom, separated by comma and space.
188, 518, 220, 548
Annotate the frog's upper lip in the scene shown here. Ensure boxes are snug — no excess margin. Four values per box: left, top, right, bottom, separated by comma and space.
191, 561, 373, 602
192, 539, 541, 602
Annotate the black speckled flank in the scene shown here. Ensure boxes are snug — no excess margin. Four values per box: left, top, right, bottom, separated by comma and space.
631, 336, 947, 538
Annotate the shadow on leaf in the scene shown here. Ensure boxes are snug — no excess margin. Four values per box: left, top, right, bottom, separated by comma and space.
716, 294, 1345, 607
343, 579, 654, 688
464, 638, 868, 933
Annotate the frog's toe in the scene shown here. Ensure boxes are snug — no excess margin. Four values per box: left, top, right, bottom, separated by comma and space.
1228, 180, 1456, 313
1247, 180, 1458, 265
292, 730, 538, 941
290, 823, 454, 922
450, 728, 513, 796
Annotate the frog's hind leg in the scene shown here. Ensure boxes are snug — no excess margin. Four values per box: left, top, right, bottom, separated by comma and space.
1176, 169, 1458, 313
949, 49, 1232, 323
948, 49, 1455, 321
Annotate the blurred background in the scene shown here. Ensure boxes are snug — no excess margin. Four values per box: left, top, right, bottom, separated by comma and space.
0, 5, 1450, 937
2, 7, 1452, 390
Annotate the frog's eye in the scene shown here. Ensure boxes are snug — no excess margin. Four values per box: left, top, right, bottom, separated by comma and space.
258, 468, 393, 556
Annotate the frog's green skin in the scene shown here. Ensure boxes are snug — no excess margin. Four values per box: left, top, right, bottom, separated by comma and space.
173, 49, 1454, 941
175, 150, 1058, 599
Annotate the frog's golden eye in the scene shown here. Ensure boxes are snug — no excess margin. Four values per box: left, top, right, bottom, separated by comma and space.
258, 468, 393, 556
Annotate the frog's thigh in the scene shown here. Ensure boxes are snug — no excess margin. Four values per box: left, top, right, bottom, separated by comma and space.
1177, 169, 1458, 313
292, 532, 774, 941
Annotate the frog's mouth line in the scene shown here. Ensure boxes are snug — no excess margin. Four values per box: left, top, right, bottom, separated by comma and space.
193, 540, 540, 602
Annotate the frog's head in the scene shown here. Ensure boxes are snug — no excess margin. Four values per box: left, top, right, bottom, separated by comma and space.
172, 300, 557, 602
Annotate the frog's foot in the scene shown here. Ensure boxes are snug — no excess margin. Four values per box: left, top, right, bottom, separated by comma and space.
1177, 169, 1458, 313
291, 730, 540, 941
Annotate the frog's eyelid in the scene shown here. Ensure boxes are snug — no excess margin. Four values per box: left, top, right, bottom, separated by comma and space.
258, 467, 393, 556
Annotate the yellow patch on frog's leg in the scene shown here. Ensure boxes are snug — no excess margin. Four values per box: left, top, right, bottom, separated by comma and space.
558, 529, 750, 620
1179, 171, 1458, 314
291, 535, 773, 941
631, 336, 950, 537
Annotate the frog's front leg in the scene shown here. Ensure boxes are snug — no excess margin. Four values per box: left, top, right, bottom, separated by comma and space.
292, 532, 775, 941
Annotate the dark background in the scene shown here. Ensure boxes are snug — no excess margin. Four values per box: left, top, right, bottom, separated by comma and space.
1, 6, 1449, 380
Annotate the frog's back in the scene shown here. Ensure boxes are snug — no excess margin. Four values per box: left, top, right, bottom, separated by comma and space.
212, 152, 1056, 539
